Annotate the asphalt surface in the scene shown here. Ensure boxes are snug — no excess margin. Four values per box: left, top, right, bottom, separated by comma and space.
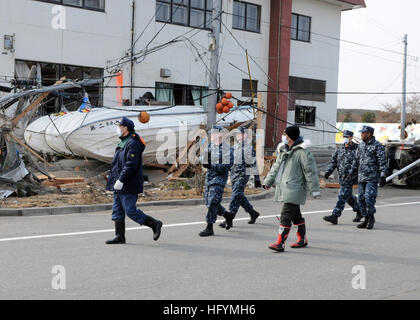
0, 186, 420, 300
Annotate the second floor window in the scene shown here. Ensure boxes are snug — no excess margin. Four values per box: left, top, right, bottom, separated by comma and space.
34, 0, 105, 11
232, 1, 261, 33
291, 13, 311, 42
156, 0, 221, 29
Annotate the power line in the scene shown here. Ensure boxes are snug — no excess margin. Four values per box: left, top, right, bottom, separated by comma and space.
221, 10, 420, 60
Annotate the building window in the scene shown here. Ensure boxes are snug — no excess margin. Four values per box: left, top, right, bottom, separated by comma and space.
232, 1, 261, 33
156, 0, 221, 30
242, 79, 258, 97
15, 60, 103, 113
34, 0, 105, 11
289, 76, 326, 102
291, 13, 311, 42
295, 106, 316, 126
155, 82, 208, 108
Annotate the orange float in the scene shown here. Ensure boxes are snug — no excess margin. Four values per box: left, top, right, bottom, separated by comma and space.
221, 98, 228, 106
225, 92, 232, 99
138, 111, 150, 124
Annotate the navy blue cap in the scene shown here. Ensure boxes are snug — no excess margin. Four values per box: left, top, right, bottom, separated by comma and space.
212, 125, 224, 132
359, 125, 374, 134
117, 117, 135, 131
342, 130, 354, 137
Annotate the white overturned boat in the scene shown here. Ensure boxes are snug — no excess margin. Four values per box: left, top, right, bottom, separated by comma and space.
24, 106, 254, 164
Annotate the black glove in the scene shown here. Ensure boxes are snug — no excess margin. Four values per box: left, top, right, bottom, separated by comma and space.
324, 172, 331, 179
379, 176, 386, 187
254, 175, 262, 188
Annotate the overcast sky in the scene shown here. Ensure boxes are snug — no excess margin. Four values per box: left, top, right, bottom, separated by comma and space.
337, 0, 420, 110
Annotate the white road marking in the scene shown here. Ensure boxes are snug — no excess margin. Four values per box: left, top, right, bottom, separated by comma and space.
0, 201, 419, 243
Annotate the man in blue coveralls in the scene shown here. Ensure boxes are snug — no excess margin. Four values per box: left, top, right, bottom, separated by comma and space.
105, 117, 163, 244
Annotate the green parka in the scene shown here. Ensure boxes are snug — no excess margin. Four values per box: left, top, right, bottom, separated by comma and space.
263, 139, 320, 205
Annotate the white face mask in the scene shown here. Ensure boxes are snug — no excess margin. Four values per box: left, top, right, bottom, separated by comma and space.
282, 135, 289, 145
116, 127, 122, 137
343, 138, 349, 144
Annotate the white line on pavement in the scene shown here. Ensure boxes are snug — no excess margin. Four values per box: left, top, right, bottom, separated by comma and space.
0, 201, 419, 243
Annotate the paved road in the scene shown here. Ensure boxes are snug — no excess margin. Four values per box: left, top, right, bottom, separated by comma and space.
1, 187, 420, 300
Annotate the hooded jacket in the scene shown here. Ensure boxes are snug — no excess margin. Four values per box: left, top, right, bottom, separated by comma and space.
263, 137, 320, 205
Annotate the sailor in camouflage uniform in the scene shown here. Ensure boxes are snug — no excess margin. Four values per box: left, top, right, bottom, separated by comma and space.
199, 126, 235, 237
350, 125, 388, 230
219, 127, 260, 229
323, 130, 362, 225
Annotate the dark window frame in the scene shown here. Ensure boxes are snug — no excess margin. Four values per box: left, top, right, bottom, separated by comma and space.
15, 59, 104, 113
291, 13, 311, 42
156, 0, 221, 31
241, 79, 258, 97
33, 0, 105, 13
155, 81, 208, 106
295, 105, 316, 127
289, 76, 326, 102
232, 0, 261, 34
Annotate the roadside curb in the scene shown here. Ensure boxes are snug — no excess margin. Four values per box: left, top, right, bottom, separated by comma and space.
0, 190, 274, 217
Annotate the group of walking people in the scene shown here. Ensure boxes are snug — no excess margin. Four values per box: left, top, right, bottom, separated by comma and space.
104, 117, 387, 253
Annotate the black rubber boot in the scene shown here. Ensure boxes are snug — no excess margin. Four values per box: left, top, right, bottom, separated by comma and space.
269, 225, 291, 252
199, 223, 214, 237
248, 209, 260, 224
323, 214, 338, 225
353, 211, 362, 222
357, 217, 368, 229
291, 221, 308, 248
106, 220, 126, 244
143, 215, 163, 241
366, 215, 375, 230
223, 212, 235, 230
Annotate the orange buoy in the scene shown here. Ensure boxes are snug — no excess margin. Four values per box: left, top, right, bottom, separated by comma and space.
225, 92, 232, 99
221, 98, 228, 106
217, 109, 223, 114
223, 106, 230, 113
138, 111, 150, 124
228, 101, 234, 109
216, 103, 223, 112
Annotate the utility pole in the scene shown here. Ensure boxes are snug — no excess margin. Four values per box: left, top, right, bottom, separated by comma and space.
401, 34, 408, 140
130, 0, 136, 105
207, 0, 221, 130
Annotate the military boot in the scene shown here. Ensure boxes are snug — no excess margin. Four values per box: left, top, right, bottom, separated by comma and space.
248, 209, 260, 224
323, 214, 338, 225
366, 215, 375, 230
106, 220, 126, 244
269, 225, 291, 252
199, 223, 214, 237
218, 220, 227, 228
357, 216, 368, 229
353, 210, 363, 222
143, 215, 163, 241
291, 221, 308, 248
223, 212, 235, 230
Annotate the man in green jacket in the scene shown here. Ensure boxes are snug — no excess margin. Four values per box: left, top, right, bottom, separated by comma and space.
263, 126, 321, 252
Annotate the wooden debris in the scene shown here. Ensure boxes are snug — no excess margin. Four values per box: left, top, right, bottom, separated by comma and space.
42, 177, 85, 188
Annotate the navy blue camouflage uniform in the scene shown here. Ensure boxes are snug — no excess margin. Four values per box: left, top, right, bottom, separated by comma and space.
229, 139, 257, 215
203, 142, 234, 224
325, 142, 360, 217
350, 136, 387, 217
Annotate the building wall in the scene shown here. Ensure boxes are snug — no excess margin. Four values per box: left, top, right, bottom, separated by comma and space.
0, 0, 349, 148
289, 0, 342, 147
